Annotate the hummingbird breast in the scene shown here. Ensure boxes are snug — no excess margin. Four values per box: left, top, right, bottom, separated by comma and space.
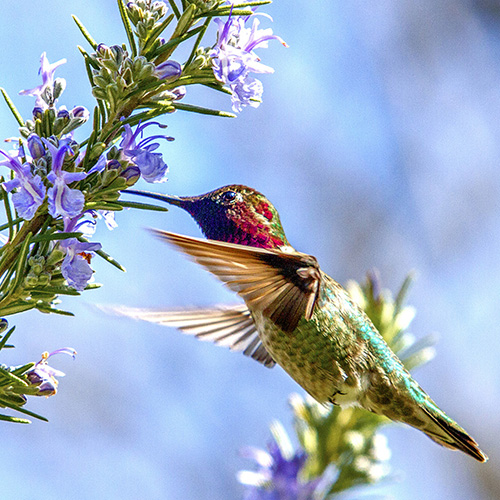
249, 274, 377, 405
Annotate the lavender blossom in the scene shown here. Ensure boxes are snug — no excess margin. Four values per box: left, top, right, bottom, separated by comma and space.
211, 14, 286, 112
44, 138, 87, 218
19, 52, 67, 109
120, 121, 173, 183
238, 423, 325, 500
26, 348, 77, 396
0, 149, 46, 220
60, 238, 101, 290
59, 217, 102, 291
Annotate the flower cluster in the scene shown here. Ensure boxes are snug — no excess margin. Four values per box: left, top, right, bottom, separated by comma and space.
120, 121, 173, 183
0, 53, 176, 292
211, 13, 287, 112
25, 347, 77, 396
0, 0, 286, 431
238, 422, 330, 500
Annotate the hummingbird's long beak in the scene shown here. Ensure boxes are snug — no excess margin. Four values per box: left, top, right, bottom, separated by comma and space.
125, 189, 195, 209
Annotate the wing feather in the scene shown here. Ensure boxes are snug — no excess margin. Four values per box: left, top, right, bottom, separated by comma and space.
101, 303, 275, 367
151, 230, 322, 333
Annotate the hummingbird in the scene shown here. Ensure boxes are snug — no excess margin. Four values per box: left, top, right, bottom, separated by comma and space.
114, 184, 487, 462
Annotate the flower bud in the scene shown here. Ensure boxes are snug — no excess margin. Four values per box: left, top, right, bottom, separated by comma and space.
121, 165, 141, 186
57, 108, 69, 119
53, 77, 66, 100
172, 85, 186, 101
71, 106, 89, 120
27, 134, 45, 160
0, 318, 8, 334
97, 43, 111, 56
32, 107, 44, 119
155, 60, 182, 81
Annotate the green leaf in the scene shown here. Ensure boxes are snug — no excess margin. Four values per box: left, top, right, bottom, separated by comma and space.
29, 231, 83, 243
0, 302, 37, 316
0, 217, 24, 232
142, 14, 175, 55
196, 8, 254, 18
34, 303, 75, 316
221, 0, 271, 6
84, 283, 102, 290
0, 182, 16, 241
152, 25, 204, 63
117, 0, 138, 57
72, 15, 98, 49
0, 326, 15, 351
0, 87, 24, 127
173, 102, 236, 117
185, 17, 210, 66
84, 201, 124, 211
0, 413, 31, 424
11, 363, 35, 377
0, 367, 29, 387
10, 231, 32, 293
26, 285, 81, 296
0, 397, 48, 421
167, 0, 181, 19
92, 247, 126, 272
394, 271, 415, 315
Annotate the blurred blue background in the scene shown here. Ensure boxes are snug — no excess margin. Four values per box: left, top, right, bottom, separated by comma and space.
0, 1, 499, 499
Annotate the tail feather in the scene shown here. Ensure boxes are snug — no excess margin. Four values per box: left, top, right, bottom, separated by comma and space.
420, 404, 488, 462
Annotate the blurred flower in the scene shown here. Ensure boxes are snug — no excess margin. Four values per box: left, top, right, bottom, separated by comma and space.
238, 422, 325, 500
211, 13, 286, 112
26, 347, 76, 396
44, 138, 86, 218
19, 52, 67, 109
0, 149, 46, 220
120, 121, 173, 183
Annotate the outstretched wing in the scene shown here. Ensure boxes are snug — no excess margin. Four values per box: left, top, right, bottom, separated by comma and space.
151, 230, 323, 333
102, 303, 275, 367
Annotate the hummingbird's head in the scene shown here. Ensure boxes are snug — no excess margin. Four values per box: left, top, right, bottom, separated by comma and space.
130, 185, 290, 249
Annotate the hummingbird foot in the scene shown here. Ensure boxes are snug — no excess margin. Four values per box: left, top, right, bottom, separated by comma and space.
328, 390, 347, 406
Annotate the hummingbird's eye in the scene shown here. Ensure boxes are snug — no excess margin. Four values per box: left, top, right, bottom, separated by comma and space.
220, 190, 237, 204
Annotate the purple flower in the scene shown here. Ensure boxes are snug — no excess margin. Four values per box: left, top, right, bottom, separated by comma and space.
60, 237, 102, 291
27, 133, 46, 160
155, 60, 182, 80
211, 14, 286, 112
59, 217, 102, 291
238, 423, 323, 500
26, 347, 77, 396
232, 76, 263, 113
19, 52, 67, 109
44, 138, 87, 218
0, 149, 46, 220
120, 121, 173, 183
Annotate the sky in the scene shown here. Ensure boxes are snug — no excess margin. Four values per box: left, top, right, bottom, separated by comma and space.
0, 1, 499, 499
